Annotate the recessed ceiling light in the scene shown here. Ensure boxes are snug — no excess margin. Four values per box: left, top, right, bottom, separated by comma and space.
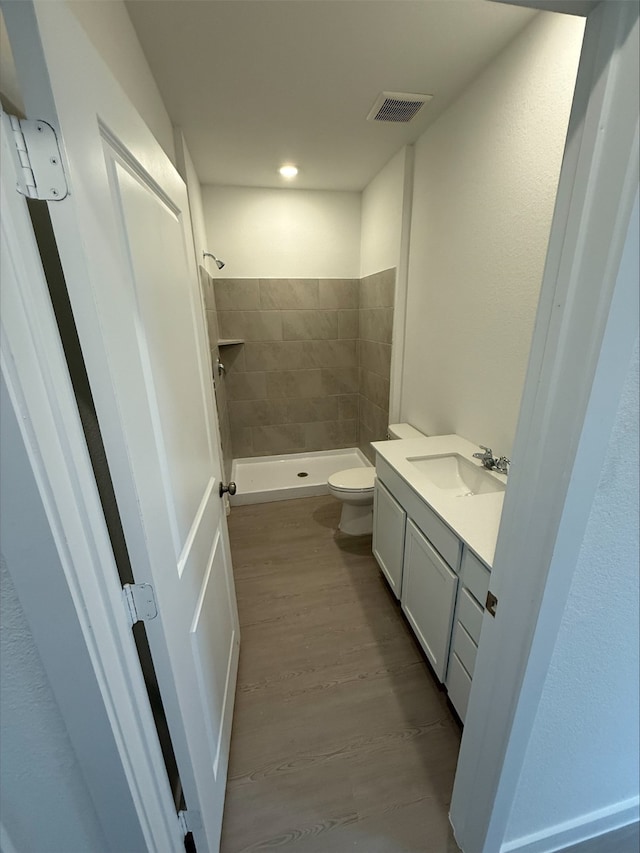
279, 164, 298, 179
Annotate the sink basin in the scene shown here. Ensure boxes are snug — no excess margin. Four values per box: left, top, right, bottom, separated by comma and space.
407, 454, 505, 496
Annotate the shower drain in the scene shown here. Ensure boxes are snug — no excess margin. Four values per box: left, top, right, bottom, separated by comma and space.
297, 472, 309, 478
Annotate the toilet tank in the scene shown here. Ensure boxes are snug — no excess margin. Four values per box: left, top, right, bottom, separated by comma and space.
387, 423, 425, 440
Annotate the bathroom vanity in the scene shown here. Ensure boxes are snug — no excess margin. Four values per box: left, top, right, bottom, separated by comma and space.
371, 435, 506, 722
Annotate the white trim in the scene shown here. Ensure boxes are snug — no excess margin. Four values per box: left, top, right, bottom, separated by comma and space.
450, 1, 639, 851
501, 798, 640, 853
389, 143, 415, 423
0, 116, 182, 852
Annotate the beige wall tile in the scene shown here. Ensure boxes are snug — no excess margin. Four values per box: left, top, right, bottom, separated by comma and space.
229, 399, 278, 428
219, 310, 283, 341
359, 308, 393, 344
222, 344, 246, 373
282, 310, 339, 341
259, 279, 319, 310
284, 396, 339, 424
321, 367, 359, 396
358, 422, 376, 463
214, 372, 228, 412
266, 370, 324, 399
207, 268, 396, 459
361, 369, 390, 411
300, 340, 358, 368
303, 420, 357, 451
231, 426, 254, 458
244, 341, 304, 372
199, 266, 217, 311
318, 279, 359, 309
338, 395, 359, 421
206, 309, 220, 350
337, 310, 359, 339
359, 339, 392, 379
359, 268, 396, 309
214, 279, 260, 311
226, 372, 267, 401
253, 424, 306, 454
359, 396, 389, 439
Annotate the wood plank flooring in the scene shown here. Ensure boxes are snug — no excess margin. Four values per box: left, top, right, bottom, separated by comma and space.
221, 495, 462, 853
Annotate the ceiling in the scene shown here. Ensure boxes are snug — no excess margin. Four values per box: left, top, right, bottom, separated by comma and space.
126, 1, 537, 192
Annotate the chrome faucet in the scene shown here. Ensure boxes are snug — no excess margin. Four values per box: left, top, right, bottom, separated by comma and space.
472, 446, 497, 469
472, 445, 511, 475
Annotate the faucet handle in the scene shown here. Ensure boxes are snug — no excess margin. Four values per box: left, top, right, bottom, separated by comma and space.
496, 456, 511, 474
479, 445, 492, 454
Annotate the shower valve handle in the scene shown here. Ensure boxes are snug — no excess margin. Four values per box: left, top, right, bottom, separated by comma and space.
219, 481, 237, 498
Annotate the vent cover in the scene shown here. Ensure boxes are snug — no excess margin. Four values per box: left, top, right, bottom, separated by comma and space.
367, 91, 432, 123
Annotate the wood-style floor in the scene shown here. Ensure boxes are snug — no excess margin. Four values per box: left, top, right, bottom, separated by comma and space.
221, 495, 462, 853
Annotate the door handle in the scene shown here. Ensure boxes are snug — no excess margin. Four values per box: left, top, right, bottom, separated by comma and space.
219, 481, 237, 498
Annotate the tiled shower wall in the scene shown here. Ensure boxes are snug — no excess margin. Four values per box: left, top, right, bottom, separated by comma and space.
200, 267, 234, 480
208, 270, 395, 459
359, 269, 395, 461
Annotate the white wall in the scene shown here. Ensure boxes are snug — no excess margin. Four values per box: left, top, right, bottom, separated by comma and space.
360, 147, 408, 278
0, 561, 109, 853
174, 129, 208, 265
400, 12, 584, 456
202, 185, 361, 278
66, 0, 176, 163
504, 336, 640, 849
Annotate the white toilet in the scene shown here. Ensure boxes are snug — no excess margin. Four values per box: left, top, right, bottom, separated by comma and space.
328, 424, 425, 535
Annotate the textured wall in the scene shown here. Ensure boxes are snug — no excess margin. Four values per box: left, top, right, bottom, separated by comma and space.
360, 149, 408, 279
400, 12, 584, 458
0, 559, 108, 853
504, 337, 639, 845
358, 269, 395, 461
202, 186, 361, 279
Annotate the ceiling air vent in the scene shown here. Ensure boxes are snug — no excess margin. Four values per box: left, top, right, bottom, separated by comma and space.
367, 91, 432, 123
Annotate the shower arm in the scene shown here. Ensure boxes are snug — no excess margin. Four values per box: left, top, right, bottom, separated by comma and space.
202, 251, 225, 270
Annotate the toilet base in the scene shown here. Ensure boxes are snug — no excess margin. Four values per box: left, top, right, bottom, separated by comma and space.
339, 502, 373, 536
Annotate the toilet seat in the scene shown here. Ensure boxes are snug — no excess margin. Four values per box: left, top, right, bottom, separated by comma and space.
328, 467, 375, 493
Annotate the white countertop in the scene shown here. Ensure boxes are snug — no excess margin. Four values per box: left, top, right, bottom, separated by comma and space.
371, 434, 506, 568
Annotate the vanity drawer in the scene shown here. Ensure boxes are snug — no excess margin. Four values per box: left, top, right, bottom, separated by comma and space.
447, 653, 472, 723
456, 588, 484, 645
452, 621, 478, 678
376, 457, 462, 571
461, 547, 491, 607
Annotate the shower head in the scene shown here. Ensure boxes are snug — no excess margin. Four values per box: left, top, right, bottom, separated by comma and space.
203, 251, 225, 270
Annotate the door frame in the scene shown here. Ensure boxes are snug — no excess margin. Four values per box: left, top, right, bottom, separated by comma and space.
451, 1, 639, 851
0, 2, 637, 853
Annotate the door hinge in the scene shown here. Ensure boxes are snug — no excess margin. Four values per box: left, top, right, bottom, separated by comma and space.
178, 809, 202, 836
2, 113, 68, 201
486, 590, 498, 618
122, 583, 158, 627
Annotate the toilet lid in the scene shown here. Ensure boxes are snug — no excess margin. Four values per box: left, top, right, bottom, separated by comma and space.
328, 467, 376, 492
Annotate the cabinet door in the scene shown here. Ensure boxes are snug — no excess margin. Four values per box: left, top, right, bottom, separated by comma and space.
372, 479, 406, 598
401, 520, 458, 682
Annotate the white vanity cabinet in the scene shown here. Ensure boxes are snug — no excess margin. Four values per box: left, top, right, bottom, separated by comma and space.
372, 479, 406, 598
401, 520, 458, 681
446, 549, 491, 722
372, 453, 494, 720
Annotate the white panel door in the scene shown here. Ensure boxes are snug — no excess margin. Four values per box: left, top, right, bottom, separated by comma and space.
401, 520, 458, 682
372, 478, 406, 597
4, 3, 239, 850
